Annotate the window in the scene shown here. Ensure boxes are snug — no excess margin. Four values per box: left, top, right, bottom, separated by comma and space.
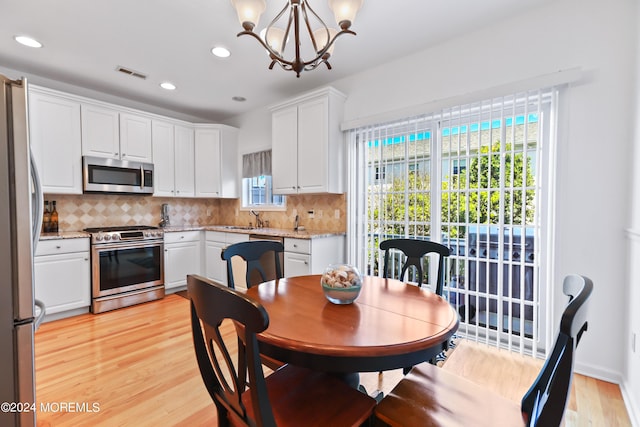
241, 150, 285, 209
348, 88, 558, 356
242, 175, 285, 208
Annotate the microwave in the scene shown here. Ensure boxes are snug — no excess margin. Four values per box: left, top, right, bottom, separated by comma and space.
83, 156, 154, 195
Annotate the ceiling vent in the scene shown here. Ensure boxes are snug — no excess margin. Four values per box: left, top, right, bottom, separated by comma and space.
116, 66, 147, 80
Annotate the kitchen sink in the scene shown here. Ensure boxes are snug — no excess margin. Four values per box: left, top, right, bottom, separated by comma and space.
219, 225, 255, 230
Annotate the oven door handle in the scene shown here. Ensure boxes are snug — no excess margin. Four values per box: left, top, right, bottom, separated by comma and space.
92, 240, 163, 251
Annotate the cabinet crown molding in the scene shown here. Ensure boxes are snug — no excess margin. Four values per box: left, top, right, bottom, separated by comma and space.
269, 86, 347, 112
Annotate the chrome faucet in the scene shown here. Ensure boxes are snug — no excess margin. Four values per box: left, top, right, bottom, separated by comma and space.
250, 209, 263, 228
159, 203, 170, 227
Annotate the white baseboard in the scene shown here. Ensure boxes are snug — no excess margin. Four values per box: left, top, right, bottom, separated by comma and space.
620, 381, 640, 427
574, 360, 622, 384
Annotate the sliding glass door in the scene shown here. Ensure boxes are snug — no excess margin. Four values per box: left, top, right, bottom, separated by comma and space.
348, 89, 557, 356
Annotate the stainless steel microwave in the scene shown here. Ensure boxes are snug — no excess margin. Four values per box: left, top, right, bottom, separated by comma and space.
83, 156, 154, 195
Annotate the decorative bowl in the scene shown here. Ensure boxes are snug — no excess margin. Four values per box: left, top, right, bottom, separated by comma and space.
320, 264, 363, 304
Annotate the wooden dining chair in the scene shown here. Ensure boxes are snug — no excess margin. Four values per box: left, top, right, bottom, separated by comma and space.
221, 240, 284, 290
373, 274, 593, 427
380, 238, 452, 367
379, 238, 450, 296
187, 274, 377, 427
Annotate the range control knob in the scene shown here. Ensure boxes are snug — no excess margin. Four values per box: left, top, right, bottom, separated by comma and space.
104, 234, 112, 241
95, 234, 103, 241
113, 234, 121, 241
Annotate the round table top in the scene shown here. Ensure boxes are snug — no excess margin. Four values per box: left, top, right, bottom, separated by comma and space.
245, 274, 459, 372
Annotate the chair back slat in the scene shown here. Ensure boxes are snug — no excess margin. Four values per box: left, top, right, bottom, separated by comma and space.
521, 274, 593, 427
380, 238, 450, 295
188, 274, 277, 427
222, 241, 284, 289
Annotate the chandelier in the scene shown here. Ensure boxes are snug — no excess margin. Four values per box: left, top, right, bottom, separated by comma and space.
230, 0, 364, 77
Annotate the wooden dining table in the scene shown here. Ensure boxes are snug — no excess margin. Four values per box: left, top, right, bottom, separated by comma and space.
245, 274, 459, 374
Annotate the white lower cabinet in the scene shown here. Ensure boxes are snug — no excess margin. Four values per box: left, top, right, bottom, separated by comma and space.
284, 235, 345, 277
34, 238, 91, 320
164, 231, 202, 291
204, 231, 249, 288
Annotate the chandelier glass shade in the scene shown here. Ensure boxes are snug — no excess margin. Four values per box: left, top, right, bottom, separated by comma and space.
230, 0, 363, 77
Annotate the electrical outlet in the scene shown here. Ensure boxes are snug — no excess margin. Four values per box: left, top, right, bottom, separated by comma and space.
206, 208, 212, 216
334, 209, 340, 219
308, 210, 315, 219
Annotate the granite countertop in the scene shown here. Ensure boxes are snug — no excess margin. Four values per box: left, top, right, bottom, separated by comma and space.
39, 231, 90, 240
163, 225, 345, 239
39, 226, 345, 241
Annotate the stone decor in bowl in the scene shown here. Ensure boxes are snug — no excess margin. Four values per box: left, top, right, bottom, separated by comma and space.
320, 264, 363, 304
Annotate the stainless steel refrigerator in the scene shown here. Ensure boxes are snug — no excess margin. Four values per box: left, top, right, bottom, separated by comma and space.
0, 74, 45, 426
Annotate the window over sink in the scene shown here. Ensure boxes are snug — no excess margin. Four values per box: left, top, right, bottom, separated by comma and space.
241, 149, 286, 210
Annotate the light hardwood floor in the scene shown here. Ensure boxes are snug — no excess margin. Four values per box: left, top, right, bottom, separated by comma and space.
34, 294, 631, 426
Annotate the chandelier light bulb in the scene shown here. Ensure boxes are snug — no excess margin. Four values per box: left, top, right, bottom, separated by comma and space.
230, 0, 266, 30
264, 27, 286, 55
313, 27, 338, 55
328, 0, 363, 29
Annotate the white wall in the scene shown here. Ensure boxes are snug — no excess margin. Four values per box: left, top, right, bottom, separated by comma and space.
626, 2, 640, 425
233, 0, 639, 413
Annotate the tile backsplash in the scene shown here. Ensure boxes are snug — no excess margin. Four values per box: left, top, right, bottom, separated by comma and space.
218, 193, 346, 233
46, 193, 346, 233
47, 194, 218, 231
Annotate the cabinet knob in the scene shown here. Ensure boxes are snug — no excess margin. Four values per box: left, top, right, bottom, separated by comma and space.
165, 249, 168, 252
56, 245, 61, 249
292, 186, 296, 190
180, 236, 185, 239
84, 258, 89, 261
122, 153, 126, 157
114, 152, 118, 156
304, 261, 308, 265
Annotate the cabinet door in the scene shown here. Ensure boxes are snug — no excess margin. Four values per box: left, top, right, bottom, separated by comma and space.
284, 252, 311, 278
297, 96, 328, 193
174, 125, 195, 197
164, 241, 201, 289
81, 104, 120, 158
194, 128, 221, 198
205, 240, 227, 285
119, 112, 152, 162
34, 251, 91, 315
28, 91, 82, 194
152, 120, 175, 196
271, 106, 299, 195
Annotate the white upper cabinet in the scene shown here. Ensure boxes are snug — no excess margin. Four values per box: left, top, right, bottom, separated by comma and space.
28, 85, 237, 197
151, 120, 176, 196
119, 112, 153, 162
152, 121, 195, 198
28, 88, 83, 194
194, 125, 238, 198
174, 125, 195, 197
80, 104, 120, 159
81, 106, 152, 163
270, 87, 346, 195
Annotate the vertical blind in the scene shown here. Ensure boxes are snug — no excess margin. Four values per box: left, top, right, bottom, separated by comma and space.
348, 88, 558, 357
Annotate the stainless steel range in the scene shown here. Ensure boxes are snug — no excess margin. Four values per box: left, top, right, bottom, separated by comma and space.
84, 225, 164, 313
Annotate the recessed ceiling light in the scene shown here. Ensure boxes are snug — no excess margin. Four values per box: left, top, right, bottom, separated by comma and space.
14, 35, 42, 48
232, 96, 246, 102
160, 82, 176, 90
211, 46, 231, 58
